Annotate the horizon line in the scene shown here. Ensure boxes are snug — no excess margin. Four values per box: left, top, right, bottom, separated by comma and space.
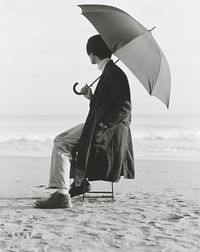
0, 113, 200, 117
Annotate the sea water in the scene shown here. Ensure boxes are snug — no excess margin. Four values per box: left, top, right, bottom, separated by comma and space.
0, 114, 199, 161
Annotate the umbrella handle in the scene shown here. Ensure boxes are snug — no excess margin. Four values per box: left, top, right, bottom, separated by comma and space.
73, 82, 83, 95
73, 82, 95, 95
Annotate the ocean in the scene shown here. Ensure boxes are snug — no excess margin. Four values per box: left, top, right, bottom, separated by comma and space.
0, 114, 200, 161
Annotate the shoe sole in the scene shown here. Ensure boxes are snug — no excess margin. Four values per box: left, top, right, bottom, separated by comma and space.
34, 204, 72, 209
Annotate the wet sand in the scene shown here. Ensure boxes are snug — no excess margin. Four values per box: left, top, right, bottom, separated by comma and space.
0, 156, 200, 251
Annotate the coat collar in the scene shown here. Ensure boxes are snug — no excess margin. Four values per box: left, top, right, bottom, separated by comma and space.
97, 58, 111, 72
102, 59, 114, 75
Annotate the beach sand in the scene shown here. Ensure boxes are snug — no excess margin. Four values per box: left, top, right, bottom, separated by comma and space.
0, 157, 200, 251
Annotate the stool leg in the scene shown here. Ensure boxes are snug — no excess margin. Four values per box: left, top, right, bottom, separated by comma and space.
111, 182, 114, 202
82, 179, 86, 202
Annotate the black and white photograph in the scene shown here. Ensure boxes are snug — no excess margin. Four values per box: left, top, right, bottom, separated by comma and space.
0, 0, 200, 251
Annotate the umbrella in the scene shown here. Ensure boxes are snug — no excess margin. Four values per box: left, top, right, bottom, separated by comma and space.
74, 4, 171, 108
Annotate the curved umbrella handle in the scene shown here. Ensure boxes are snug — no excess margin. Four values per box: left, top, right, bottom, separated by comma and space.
73, 82, 83, 95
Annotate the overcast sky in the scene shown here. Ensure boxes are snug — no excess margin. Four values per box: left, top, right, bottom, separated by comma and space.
0, 0, 199, 116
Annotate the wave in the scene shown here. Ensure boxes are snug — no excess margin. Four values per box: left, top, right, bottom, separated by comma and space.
0, 133, 53, 157
0, 130, 199, 160
0, 133, 54, 142
133, 130, 200, 142
1, 129, 200, 143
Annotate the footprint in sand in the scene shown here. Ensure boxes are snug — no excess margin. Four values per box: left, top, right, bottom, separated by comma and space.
193, 210, 200, 215
167, 213, 184, 222
32, 185, 46, 188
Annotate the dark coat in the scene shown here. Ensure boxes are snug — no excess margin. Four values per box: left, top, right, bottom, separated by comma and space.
72, 60, 135, 186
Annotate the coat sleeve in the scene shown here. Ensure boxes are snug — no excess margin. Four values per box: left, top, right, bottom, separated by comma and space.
102, 69, 132, 127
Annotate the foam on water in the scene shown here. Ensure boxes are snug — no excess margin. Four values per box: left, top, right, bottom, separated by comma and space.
0, 115, 200, 161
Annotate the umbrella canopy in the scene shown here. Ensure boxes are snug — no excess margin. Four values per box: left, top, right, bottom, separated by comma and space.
79, 4, 171, 108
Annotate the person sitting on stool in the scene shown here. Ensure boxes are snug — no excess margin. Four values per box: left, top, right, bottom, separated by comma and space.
34, 35, 135, 209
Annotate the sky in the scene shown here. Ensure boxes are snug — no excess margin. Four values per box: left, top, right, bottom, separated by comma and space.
0, 0, 200, 116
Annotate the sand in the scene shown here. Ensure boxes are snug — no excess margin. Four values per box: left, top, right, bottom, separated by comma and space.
0, 156, 200, 251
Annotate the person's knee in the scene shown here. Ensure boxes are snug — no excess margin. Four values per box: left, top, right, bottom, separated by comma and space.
54, 140, 63, 149
54, 141, 71, 154
54, 136, 60, 143
54, 132, 66, 143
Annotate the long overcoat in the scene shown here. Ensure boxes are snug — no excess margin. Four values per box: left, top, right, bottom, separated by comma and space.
71, 60, 135, 186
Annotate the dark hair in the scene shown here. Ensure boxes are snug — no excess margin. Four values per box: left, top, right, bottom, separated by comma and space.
86, 35, 112, 59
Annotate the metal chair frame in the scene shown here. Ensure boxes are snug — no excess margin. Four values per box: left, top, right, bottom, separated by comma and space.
82, 180, 115, 202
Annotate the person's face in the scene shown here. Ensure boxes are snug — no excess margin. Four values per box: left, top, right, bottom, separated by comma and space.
88, 53, 97, 64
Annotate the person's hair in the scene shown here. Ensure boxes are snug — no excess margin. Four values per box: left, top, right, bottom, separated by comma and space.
86, 35, 112, 59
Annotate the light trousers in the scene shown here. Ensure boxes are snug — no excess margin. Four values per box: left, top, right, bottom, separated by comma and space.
49, 123, 84, 189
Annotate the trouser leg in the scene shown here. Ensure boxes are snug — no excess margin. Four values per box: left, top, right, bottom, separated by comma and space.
49, 146, 72, 189
49, 123, 84, 189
